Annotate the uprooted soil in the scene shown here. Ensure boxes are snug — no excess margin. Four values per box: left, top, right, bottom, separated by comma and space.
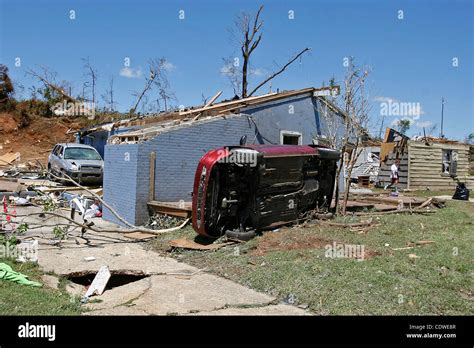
0, 112, 88, 164
251, 227, 380, 259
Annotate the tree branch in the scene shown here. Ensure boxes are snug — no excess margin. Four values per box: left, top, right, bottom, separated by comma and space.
248, 47, 310, 97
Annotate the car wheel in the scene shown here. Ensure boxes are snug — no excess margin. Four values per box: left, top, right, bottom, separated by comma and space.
225, 229, 256, 241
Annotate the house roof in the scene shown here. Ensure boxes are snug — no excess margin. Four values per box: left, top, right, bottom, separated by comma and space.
75, 86, 340, 136
103, 86, 347, 144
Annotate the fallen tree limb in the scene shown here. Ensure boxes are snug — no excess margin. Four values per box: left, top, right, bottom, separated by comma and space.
1, 211, 189, 235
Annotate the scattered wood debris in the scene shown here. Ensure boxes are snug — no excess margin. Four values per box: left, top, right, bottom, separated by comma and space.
169, 238, 235, 250
0, 152, 20, 165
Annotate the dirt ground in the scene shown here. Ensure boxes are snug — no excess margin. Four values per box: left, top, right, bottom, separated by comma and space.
0, 112, 88, 165
251, 227, 379, 259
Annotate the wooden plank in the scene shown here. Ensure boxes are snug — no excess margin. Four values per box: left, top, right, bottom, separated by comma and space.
169, 238, 235, 250
0, 152, 20, 165
149, 152, 156, 202
373, 204, 398, 211
357, 196, 425, 206
147, 200, 192, 218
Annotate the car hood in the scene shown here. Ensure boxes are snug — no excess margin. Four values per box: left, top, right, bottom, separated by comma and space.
66, 159, 103, 167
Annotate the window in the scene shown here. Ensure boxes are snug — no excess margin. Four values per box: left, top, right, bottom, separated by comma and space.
442, 149, 457, 176
280, 131, 302, 145
54, 145, 63, 157
64, 147, 102, 160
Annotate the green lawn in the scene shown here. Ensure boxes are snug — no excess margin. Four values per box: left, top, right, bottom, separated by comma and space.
0, 259, 82, 315
149, 199, 474, 315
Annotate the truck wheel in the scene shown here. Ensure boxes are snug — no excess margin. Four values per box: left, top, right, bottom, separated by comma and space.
225, 229, 256, 241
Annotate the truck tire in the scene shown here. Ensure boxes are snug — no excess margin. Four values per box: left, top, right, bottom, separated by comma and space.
225, 229, 256, 241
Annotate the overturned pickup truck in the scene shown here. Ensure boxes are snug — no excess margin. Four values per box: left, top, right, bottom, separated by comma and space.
192, 144, 340, 240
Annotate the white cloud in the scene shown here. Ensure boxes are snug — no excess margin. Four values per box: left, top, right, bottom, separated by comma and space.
415, 120, 434, 128
250, 68, 265, 76
161, 61, 175, 71
374, 96, 397, 103
119, 67, 142, 78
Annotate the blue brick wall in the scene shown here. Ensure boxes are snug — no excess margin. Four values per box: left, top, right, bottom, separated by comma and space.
242, 93, 321, 144
102, 144, 140, 226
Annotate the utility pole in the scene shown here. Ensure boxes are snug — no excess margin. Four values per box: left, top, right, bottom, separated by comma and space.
440, 97, 445, 138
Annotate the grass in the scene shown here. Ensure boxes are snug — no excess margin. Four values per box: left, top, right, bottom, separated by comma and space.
149, 198, 474, 315
0, 258, 82, 315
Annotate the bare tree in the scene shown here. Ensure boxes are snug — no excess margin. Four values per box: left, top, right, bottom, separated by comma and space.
228, 5, 310, 98
101, 76, 116, 112
248, 47, 310, 97
237, 5, 264, 98
130, 58, 176, 115
332, 58, 371, 214
154, 58, 176, 112
26, 66, 76, 102
221, 56, 242, 96
130, 68, 155, 115
82, 57, 98, 106
318, 78, 342, 149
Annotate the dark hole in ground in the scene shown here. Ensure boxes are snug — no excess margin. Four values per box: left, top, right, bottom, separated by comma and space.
67, 272, 149, 290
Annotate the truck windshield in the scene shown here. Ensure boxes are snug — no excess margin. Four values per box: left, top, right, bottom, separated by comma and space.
64, 148, 102, 160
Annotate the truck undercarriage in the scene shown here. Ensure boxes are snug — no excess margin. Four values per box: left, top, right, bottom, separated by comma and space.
192, 145, 340, 239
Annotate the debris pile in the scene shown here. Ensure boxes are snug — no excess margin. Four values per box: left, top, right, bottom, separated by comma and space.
147, 213, 185, 230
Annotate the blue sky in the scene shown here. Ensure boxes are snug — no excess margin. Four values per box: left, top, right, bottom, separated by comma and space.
1, 0, 472, 140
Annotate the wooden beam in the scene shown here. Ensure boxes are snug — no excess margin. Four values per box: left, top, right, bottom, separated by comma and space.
149, 152, 156, 202
192, 90, 222, 121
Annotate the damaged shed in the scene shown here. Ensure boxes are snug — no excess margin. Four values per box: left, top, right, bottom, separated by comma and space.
378, 128, 474, 190
99, 87, 346, 226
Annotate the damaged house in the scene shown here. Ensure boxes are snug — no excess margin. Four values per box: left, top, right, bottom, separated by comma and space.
77, 87, 347, 226
378, 128, 474, 190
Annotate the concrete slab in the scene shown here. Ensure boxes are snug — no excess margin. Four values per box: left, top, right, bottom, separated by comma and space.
65, 282, 85, 297
83, 306, 150, 316
38, 242, 197, 276
191, 304, 310, 315
41, 274, 59, 290
131, 274, 275, 315
85, 277, 152, 311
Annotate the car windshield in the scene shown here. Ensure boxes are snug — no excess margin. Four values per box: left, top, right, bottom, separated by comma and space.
64, 148, 102, 160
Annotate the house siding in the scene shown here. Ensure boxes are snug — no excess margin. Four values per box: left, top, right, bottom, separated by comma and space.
407, 141, 473, 190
